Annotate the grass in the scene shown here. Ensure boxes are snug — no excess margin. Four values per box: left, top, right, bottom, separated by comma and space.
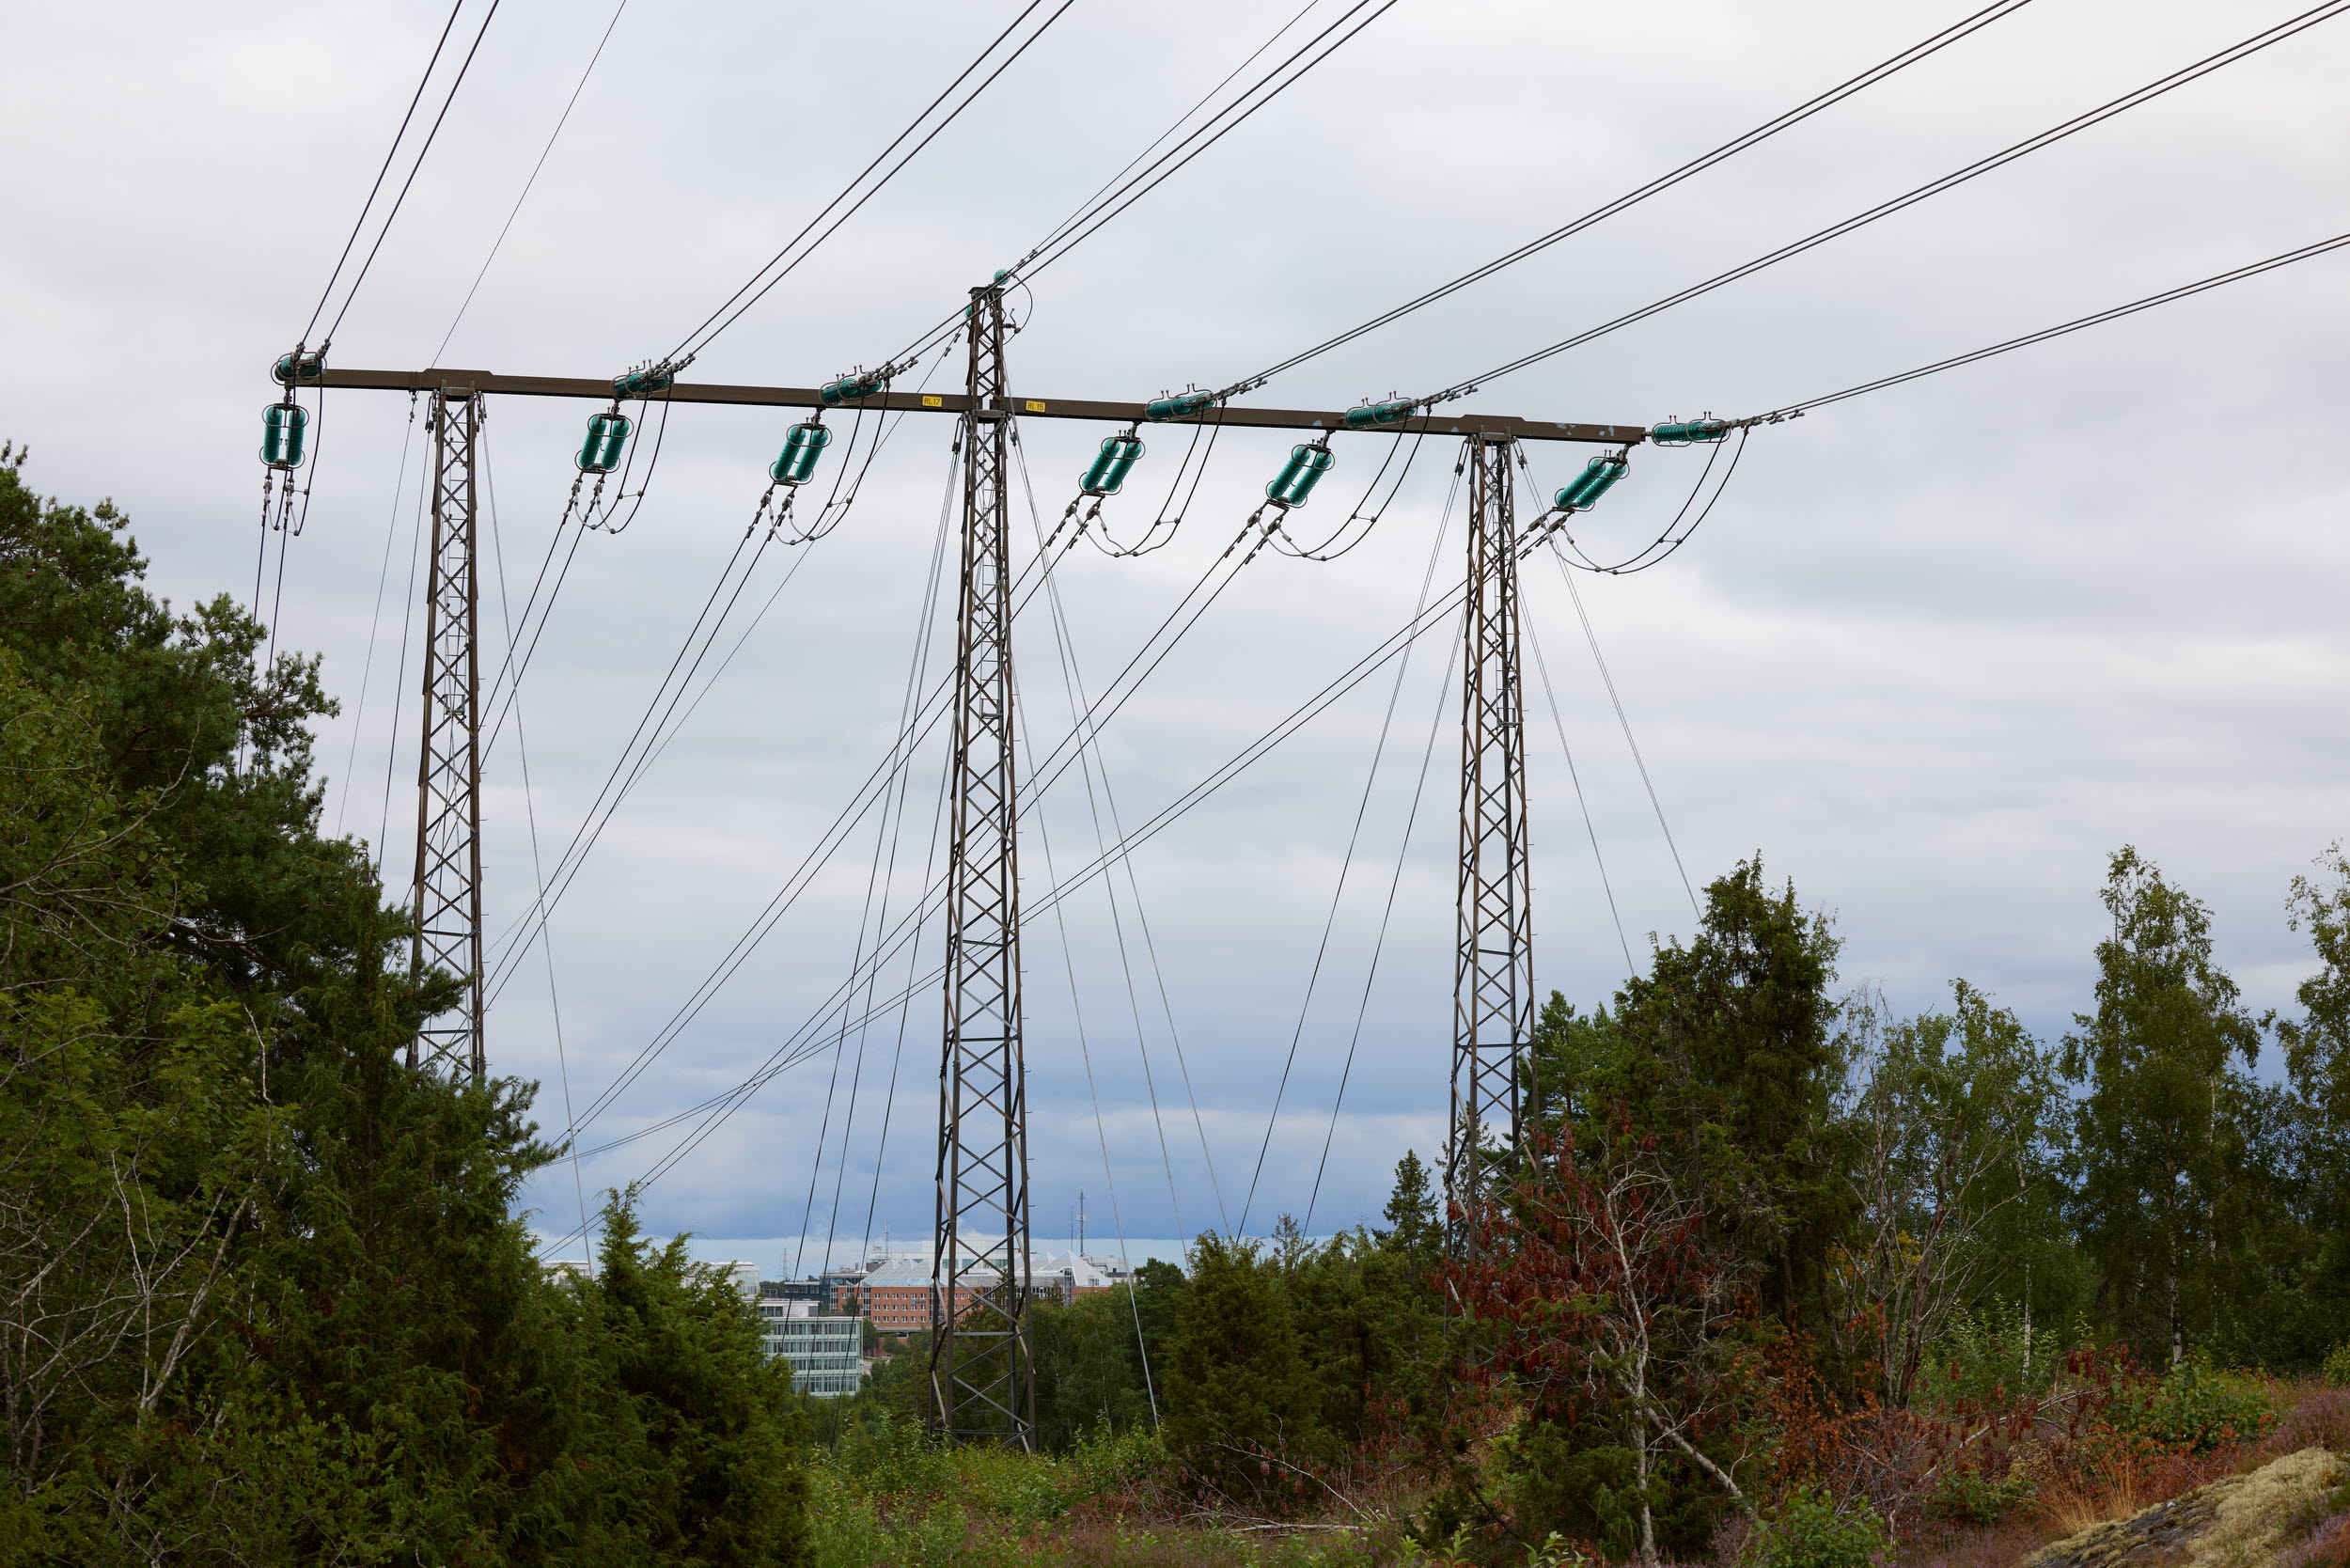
803, 1382, 2350, 1566
807, 1416, 1454, 1568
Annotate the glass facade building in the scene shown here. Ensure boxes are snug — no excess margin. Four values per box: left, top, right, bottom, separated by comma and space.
761, 1313, 865, 1398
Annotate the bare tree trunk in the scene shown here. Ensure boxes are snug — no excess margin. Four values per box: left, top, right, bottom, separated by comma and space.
1634, 1411, 1657, 1568
2168, 1266, 2183, 1370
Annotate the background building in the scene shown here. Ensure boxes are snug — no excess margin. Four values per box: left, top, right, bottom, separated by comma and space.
761, 1314, 865, 1399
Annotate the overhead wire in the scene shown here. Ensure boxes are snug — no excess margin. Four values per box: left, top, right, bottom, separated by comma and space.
300, 0, 467, 347
1214, 0, 2041, 400
1535, 428, 1749, 576
1018, 684, 1164, 1420
1743, 227, 2350, 421
1523, 616, 1636, 977
859, 438, 969, 1263
1013, 431, 1225, 1240
1302, 600, 1459, 1236
336, 393, 419, 840
807, 431, 967, 1279
1248, 447, 1460, 1234
482, 423, 596, 1260
428, 0, 630, 366
1418, 1, 2350, 408
665, 0, 1077, 366
546, 481, 1551, 1230
563, 416, 1242, 1221
877, 0, 1403, 372
481, 350, 956, 1000
374, 428, 435, 878
1543, 541, 1699, 917
321, 0, 508, 349
1006, 0, 1398, 288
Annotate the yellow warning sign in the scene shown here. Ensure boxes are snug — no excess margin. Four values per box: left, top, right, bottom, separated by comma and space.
922, 395, 943, 408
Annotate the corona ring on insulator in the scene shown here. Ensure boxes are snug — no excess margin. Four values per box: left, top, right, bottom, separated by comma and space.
1078, 432, 1144, 497
1145, 390, 1217, 422
259, 402, 309, 470
1343, 398, 1417, 430
1264, 441, 1335, 509
769, 419, 833, 486
820, 369, 889, 406
1554, 453, 1628, 512
1649, 416, 1729, 447
273, 350, 324, 386
613, 365, 675, 399
576, 410, 632, 475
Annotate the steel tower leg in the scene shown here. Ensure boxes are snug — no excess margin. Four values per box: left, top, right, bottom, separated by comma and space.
410, 386, 486, 1079
929, 285, 1035, 1448
1448, 433, 1533, 1250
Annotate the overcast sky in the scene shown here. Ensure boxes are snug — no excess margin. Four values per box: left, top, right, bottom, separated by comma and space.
6, 0, 2346, 1277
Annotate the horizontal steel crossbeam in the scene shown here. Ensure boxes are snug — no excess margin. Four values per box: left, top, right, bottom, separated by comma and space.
318, 367, 1644, 446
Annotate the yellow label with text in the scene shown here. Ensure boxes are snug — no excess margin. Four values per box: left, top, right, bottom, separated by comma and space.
1026, 400, 1046, 413
922, 395, 943, 408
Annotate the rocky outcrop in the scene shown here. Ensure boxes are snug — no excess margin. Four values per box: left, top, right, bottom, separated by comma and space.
2022, 1450, 2343, 1568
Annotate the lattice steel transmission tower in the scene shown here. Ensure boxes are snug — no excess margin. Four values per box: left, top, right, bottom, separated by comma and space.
410, 384, 486, 1079
1448, 433, 1534, 1249
929, 284, 1035, 1447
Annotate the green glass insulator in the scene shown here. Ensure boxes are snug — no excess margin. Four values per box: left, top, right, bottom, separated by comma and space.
613, 366, 675, 399
1557, 455, 1628, 510
1145, 391, 1217, 421
259, 402, 309, 469
1266, 443, 1335, 508
576, 410, 632, 475
1344, 399, 1415, 429
1079, 433, 1145, 497
770, 420, 834, 485
274, 351, 322, 386
1650, 417, 1728, 447
820, 371, 886, 406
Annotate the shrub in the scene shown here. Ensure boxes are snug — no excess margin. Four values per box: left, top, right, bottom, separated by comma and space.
1920, 1304, 2069, 1409
2116, 1359, 2276, 1455
1927, 1451, 2042, 1527
1740, 1487, 1889, 1568
2324, 1342, 2350, 1390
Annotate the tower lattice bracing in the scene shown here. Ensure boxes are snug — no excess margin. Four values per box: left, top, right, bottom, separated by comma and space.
411, 385, 486, 1078
1448, 433, 1533, 1248
929, 285, 1035, 1447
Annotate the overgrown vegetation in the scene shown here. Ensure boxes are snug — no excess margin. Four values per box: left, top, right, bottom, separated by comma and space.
0, 448, 810, 1563
797, 834, 2350, 1564
12, 441, 2350, 1565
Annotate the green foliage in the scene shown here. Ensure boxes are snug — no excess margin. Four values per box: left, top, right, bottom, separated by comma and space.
1919, 1301, 2072, 1408
2115, 1358, 2278, 1455
1741, 1486, 1889, 1568
557, 1192, 814, 1565
1379, 1150, 1442, 1263
2063, 847, 2274, 1366
1164, 1233, 1330, 1505
807, 1418, 1174, 1567
0, 447, 811, 1564
1544, 857, 1851, 1332
1926, 1457, 2040, 1527
2324, 1341, 2350, 1388
1034, 1286, 1157, 1450
2282, 846, 2350, 1352
1833, 980, 2086, 1404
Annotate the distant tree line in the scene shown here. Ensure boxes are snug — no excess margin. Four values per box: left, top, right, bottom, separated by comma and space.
818, 843, 2350, 1560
